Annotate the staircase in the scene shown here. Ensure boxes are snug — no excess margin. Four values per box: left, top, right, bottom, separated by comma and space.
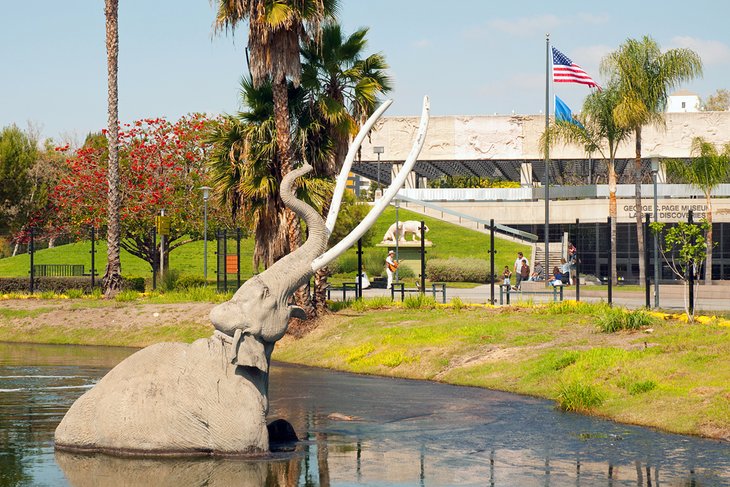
533, 243, 565, 270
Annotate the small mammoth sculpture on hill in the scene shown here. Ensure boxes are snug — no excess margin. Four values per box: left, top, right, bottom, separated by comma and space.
382, 220, 430, 242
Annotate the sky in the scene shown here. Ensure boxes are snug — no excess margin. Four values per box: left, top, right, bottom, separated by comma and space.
2, 0, 729, 143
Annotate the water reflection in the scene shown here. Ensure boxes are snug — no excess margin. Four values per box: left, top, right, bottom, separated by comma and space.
1, 343, 730, 486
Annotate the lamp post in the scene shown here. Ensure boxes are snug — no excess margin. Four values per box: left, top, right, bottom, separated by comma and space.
200, 186, 211, 281
650, 159, 659, 308
373, 146, 384, 199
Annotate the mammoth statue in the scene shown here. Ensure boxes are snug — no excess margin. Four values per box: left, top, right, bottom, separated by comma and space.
382, 220, 430, 243
55, 97, 431, 458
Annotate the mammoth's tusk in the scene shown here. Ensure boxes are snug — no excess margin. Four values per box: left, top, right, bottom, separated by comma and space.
312, 95, 430, 272
324, 99, 394, 237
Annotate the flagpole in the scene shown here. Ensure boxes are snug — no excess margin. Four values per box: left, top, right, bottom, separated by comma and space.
544, 34, 550, 284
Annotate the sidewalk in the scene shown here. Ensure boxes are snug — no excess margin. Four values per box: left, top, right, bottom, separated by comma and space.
354, 283, 730, 312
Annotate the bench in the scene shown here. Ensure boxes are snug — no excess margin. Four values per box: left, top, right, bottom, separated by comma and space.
32, 264, 86, 277
499, 283, 563, 304
391, 282, 447, 303
326, 282, 359, 301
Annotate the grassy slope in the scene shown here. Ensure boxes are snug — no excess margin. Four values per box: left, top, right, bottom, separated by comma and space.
273, 303, 730, 439
0, 208, 531, 280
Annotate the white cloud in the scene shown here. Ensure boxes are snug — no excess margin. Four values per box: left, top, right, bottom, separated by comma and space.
670, 36, 730, 66
479, 12, 609, 38
412, 39, 432, 49
487, 14, 563, 36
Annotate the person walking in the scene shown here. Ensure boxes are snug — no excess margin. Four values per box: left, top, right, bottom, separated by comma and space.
385, 250, 398, 289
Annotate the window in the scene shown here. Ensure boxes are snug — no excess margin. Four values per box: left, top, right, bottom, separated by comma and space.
682, 101, 686, 108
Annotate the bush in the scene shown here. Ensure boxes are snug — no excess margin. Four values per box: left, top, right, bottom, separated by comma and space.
404, 294, 438, 309
0, 276, 144, 294
159, 269, 180, 292
426, 258, 491, 283
557, 381, 604, 412
597, 307, 654, 333
175, 274, 207, 290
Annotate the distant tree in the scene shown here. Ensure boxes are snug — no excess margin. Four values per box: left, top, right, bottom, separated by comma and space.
703, 88, 730, 111
665, 137, 730, 284
601, 35, 703, 286
544, 84, 633, 285
0, 125, 37, 236
651, 220, 709, 323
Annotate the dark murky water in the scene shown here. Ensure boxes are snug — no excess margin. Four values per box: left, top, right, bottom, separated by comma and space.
1, 342, 729, 486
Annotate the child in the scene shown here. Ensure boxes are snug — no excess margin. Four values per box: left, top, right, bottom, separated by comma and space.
502, 266, 512, 288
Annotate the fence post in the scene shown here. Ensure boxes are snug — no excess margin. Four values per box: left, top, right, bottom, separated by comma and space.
151, 226, 157, 290
575, 218, 580, 302
607, 216, 612, 306
489, 219, 496, 304
420, 221, 426, 294
688, 210, 694, 316
90, 226, 96, 289
223, 229, 228, 293
236, 228, 241, 289
29, 227, 35, 294
644, 213, 651, 308
357, 238, 363, 299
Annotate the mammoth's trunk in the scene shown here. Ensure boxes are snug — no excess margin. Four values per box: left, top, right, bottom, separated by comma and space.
260, 164, 327, 301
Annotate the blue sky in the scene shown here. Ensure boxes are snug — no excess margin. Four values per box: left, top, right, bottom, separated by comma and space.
2, 1, 728, 142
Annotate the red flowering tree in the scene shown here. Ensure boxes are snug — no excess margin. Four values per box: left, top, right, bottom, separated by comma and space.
51, 114, 216, 273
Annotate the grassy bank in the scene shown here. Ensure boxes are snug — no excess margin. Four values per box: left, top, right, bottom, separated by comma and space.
273, 300, 730, 440
2, 295, 727, 440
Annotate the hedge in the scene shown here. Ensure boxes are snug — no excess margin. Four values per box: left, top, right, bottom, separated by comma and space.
0, 276, 145, 294
426, 257, 495, 283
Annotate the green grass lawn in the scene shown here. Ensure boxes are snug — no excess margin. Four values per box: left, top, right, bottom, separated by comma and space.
0, 207, 531, 282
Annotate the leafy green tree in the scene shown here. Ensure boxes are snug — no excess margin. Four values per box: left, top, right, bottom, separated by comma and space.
601, 35, 702, 285
703, 88, 730, 111
0, 125, 37, 235
665, 137, 730, 284
651, 220, 709, 322
544, 84, 632, 284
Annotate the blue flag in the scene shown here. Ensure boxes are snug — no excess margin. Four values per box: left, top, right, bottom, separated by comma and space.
555, 95, 584, 129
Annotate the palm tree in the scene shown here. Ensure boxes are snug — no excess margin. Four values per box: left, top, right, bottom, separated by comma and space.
300, 23, 391, 312
665, 137, 730, 284
103, 0, 123, 297
545, 85, 632, 284
208, 77, 333, 272
601, 36, 702, 285
213, 0, 338, 240
300, 23, 392, 174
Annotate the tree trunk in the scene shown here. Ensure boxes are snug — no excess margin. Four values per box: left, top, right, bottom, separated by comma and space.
312, 266, 331, 315
271, 78, 312, 315
103, 0, 123, 298
634, 128, 645, 286
705, 192, 713, 285
608, 159, 618, 285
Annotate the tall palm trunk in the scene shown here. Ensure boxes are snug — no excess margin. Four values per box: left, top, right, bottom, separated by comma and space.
103, 0, 123, 297
608, 160, 618, 285
705, 192, 713, 284
271, 78, 312, 315
634, 128, 645, 286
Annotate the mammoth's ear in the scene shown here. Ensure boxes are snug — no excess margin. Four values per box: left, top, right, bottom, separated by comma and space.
288, 306, 307, 320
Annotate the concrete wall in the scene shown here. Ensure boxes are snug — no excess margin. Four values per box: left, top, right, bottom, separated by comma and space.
360, 112, 730, 162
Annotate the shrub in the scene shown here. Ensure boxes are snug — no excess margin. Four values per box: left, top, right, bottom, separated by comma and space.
557, 381, 604, 412
175, 275, 207, 290
0, 276, 144, 294
597, 307, 654, 333
330, 253, 358, 274
426, 258, 491, 283
65, 289, 85, 299
115, 290, 140, 302
350, 296, 394, 311
159, 269, 180, 292
404, 294, 438, 309
364, 248, 385, 278
396, 265, 416, 279
450, 297, 465, 311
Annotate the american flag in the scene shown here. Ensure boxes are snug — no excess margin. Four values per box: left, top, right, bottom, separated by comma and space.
552, 47, 601, 90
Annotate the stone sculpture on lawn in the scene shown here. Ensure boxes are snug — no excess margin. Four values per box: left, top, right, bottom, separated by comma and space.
54, 97, 430, 457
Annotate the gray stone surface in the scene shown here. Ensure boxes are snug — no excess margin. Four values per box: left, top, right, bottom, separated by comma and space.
55, 335, 268, 456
